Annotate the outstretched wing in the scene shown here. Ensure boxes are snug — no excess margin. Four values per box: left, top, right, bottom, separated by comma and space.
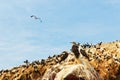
30, 15, 42, 22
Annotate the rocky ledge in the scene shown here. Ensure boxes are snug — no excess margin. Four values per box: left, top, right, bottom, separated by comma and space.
1, 40, 120, 80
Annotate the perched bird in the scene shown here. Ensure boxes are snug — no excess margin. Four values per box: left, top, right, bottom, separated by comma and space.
71, 42, 89, 60
24, 60, 29, 64
70, 42, 80, 58
30, 15, 42, 22
60, 51, 69, 62
80, 49, 89, 60
41, 59, 45, 65
24, 60, 30, 67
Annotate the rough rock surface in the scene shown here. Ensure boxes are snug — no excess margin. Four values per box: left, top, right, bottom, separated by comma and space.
0, 40, 120, 80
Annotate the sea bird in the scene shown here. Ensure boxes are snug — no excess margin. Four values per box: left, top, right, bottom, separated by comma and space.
30, 15, 42, 22
70, 42, 80, 58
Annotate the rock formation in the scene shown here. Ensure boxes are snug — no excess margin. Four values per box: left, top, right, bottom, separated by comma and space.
0, 40, 120, 80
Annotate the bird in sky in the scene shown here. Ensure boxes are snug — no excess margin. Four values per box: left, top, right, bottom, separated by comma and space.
30, 15, 42, 22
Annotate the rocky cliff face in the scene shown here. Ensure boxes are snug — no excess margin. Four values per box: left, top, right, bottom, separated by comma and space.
0, 40, 120, 80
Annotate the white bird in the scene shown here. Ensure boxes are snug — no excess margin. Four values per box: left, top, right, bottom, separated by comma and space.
30, 15, 42, 22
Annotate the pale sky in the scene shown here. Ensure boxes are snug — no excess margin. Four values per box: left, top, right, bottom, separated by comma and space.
0, 0, 120, 69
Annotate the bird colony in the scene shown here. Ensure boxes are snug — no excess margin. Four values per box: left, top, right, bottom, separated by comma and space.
0, 40, 120, 80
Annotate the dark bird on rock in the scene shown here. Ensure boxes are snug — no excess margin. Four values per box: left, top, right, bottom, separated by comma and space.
60, 51, 69, 62
70, 42, 80, 58
80, 49, 89, 60
41, 59, 45, 65
30, 15, 42, 22
24, 60, 29, 67
24, 60, 29, 64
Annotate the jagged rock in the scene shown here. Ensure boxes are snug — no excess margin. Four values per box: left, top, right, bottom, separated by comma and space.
0, 40, 120, 80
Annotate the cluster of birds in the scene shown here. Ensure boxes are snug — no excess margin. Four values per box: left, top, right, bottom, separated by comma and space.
0, 41, 120, 80
70, 42, 90, 61
0, 41, 105, 79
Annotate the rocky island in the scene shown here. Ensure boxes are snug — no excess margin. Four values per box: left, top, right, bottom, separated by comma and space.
0, 40, 120, 80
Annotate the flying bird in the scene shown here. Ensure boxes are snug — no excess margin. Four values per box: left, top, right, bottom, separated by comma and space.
30, 15, 42, 22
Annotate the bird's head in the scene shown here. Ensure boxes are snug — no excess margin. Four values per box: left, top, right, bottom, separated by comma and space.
70, 42, 80, 46
70, 42, 77, 45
